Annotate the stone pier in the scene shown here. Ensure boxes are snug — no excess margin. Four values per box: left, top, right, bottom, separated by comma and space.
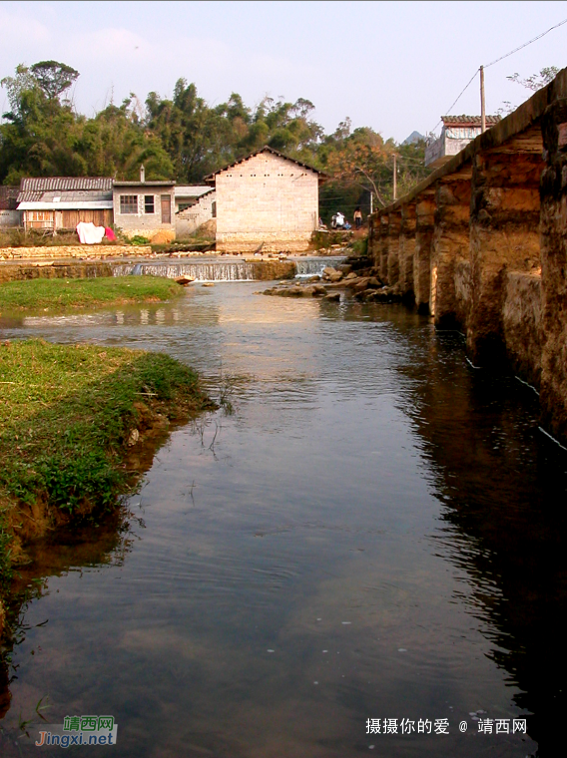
431, 174, 472, 326
367, 66, 567, 442
399, 204, 416, 298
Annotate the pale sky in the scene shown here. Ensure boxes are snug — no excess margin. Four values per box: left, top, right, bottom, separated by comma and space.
1, 0, 566, 143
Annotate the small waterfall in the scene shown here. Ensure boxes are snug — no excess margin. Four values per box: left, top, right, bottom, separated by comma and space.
113, 260, 257, 282
112, 256, 347, 282
293, 256, 346, 279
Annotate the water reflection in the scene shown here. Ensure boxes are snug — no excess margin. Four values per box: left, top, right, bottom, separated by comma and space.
398, 334, 567, 756
1, 284, 564, 756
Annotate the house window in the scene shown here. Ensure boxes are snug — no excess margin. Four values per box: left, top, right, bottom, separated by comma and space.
120, 195, 138, 214
144, 195, 155, 214
212, 201, 217, 218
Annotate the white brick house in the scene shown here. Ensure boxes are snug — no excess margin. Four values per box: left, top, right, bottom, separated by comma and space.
206, 147, 323, 253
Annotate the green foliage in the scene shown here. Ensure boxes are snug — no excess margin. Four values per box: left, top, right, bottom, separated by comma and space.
0, 59, 431, 212
37, 451, 121, 514
318, 122, 431, 222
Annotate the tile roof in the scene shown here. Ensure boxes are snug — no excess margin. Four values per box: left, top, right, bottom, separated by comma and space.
441, 115, 502, 126
204, 146, 325, 182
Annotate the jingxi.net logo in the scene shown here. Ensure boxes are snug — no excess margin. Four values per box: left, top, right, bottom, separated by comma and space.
33, 715, 117, 748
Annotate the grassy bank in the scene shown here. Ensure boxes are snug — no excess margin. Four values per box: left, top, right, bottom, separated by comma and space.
0, 275, 182, 311
0, 339, 216, 623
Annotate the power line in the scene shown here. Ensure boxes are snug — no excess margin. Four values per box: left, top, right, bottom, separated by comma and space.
484, 16, 567, 68
428, 69, 478, 136
427, 15, 567, 137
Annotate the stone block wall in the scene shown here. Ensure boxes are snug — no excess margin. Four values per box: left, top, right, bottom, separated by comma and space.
0, 245, 152, 261
215, 152, 319, 252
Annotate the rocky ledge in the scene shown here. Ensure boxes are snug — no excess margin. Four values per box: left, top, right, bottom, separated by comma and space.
261, 258, 404, 303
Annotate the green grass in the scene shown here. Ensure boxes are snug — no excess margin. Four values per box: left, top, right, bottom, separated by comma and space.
0, 339, 214, 518
0, 276, 182, 312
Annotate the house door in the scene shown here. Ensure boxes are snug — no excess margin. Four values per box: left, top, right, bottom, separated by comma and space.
161, 195, 171, 224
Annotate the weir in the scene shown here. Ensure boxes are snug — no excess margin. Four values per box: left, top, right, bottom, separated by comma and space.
111, 256, 345, 282
367, 66, 567, 442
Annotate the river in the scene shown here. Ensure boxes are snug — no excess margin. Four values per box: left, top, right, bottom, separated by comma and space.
1, 277, 566, 757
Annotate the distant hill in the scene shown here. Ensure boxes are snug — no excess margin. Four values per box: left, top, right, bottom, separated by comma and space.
402, 130, 425, 145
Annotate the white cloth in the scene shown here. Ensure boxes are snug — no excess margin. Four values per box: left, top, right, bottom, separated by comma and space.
76, 221, 106, 244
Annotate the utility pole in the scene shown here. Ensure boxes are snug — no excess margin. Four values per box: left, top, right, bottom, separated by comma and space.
480, 65, 486, 133
393, 154, 397, 201
370, 191, 373, 215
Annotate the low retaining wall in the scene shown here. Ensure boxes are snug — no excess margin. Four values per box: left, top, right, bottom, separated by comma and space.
0, 244, 152, 261
0, 262, 114, 284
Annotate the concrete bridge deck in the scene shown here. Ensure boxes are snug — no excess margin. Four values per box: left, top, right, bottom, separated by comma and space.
368, 67, 567, 442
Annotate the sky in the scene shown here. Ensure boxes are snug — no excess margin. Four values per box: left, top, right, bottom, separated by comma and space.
1, 0, 566, 143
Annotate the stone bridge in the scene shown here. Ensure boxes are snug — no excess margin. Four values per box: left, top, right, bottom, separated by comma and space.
368, 66, 567, 442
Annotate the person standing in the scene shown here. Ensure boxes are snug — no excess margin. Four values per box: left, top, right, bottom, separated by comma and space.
354, 207, 363, 230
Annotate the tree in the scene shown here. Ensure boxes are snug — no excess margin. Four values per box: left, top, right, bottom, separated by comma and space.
507, 66, 559, 92
30, 61, 79, 101
498, 67, 560, 117
0, 62, 85, 183
146, 79, 232, 182
80, 97, 173, 180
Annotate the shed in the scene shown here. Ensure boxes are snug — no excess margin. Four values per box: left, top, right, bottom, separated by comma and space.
17, 177, 113, 231
205, 146, 324, 253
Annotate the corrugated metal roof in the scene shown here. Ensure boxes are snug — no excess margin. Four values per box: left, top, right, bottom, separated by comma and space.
19, 177, 113, 192
18, 189, 113, 204
441, 115, 501, 126
17, 177, 114, 205
174, 185, 213, 198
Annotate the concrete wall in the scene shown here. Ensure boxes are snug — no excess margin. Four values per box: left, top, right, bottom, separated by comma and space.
0, 210, 22, 227
214, 152, 319, 252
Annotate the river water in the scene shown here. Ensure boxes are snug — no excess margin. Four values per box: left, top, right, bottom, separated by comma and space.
1, 279, 566, 757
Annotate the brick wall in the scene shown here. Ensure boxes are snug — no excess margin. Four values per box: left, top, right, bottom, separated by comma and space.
215, 153, 319, 252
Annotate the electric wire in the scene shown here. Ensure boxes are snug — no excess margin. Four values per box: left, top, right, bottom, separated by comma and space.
484, 16, 567, 69
427, 15, 567, 137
